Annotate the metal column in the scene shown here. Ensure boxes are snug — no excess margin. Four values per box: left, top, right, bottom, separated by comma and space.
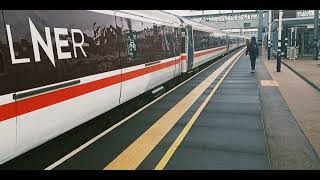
295, 27, 297, 47
314, 10, 319, 60
277, 10, 283, 72
258, 10, 263, 55
268, 10, 272, 60
284, 29, 288, 58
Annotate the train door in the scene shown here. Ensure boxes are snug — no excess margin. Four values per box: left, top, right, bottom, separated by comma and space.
144, 22, 176, 91
149, 25, 176, 88
174, 27, 182, 76
227, 35, 230, 52
186, 25, 194, 71
180, 26, 187, 73
116, 15, 150, 103
0, 12, 17, 163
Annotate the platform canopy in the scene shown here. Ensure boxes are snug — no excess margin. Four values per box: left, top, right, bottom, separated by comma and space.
163, 10, 257, 17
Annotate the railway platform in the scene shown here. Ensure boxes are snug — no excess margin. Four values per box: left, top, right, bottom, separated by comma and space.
1, 47, 320, 170
281, 59, 320, 91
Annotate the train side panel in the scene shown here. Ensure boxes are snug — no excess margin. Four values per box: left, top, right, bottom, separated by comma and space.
191, 30, 228, 69
0, 10, 247, 164
145, 24, 177, 91
192, 46, 227, 69
173, 27, 182, 77
179, 26, 188, 73
182, 25, 195, 72
115, 14, 178, 104
0, 10, 17, 163
115, 15, 150, 103
1, 10, 122, 159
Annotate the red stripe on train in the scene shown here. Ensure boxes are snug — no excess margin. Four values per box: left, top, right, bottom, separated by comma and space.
195, 46, 226, 58
0, 102, 17, 122
0, 58, 181, 122
0, 46, 228, 122
180, 47, 226, 60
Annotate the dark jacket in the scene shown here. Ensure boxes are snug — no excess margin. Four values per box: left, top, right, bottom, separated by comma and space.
248, 42, 259, 59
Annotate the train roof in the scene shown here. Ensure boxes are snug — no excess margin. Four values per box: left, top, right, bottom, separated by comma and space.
116, 10, 182, 27
88, 10, 181, 27
180, 18, 221, 32
90, 10, 247, 39
171, 13, 244, 38
116, 10, 239, 38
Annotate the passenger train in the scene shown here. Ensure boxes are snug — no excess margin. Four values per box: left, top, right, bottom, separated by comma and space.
0, 10, 247, 164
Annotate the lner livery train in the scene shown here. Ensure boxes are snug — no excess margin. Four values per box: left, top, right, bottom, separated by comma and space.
0, 10, 246, 164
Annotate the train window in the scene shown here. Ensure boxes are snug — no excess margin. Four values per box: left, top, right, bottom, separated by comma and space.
153, 25, 158, 35
122, 19, 143, 61
217, 38, 220, 46
203, 37, 209, 49
161, 26, 175, 59
122, 20, 175, 65
193, 30, 200, 51
193, 30, 212, 51
174, 28, 181, 55
208, 37, 214, 48
149, 24, 162, 61
1, 10, 124, 94
120, 18, 151, 67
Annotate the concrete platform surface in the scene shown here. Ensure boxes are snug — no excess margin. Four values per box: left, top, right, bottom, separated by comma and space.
282, 59, 320, 90
263, 58, 320, 162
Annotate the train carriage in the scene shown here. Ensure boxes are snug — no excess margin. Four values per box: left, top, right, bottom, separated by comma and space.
0, 10, 246, 164
178, 17, 246, 72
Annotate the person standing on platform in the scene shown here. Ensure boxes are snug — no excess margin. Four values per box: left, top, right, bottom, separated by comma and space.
247, 36, 259, 73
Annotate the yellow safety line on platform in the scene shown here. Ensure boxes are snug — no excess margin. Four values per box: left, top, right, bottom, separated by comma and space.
44, 50, 228, 170
104, 48, 245, 170
154, 49, 243, 170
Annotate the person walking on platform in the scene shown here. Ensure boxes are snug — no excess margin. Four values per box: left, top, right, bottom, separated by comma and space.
247, 36, 259, 73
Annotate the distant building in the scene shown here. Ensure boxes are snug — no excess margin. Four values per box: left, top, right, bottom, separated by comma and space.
182, 10, 269, 38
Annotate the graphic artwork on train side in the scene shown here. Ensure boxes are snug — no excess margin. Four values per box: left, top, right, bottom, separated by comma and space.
128, 34, 137, 59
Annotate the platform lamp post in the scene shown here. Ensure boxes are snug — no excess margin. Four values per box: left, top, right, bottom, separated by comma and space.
268, 10, 272, 60
276, 10, 283, 72
314, 10, 319, 60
